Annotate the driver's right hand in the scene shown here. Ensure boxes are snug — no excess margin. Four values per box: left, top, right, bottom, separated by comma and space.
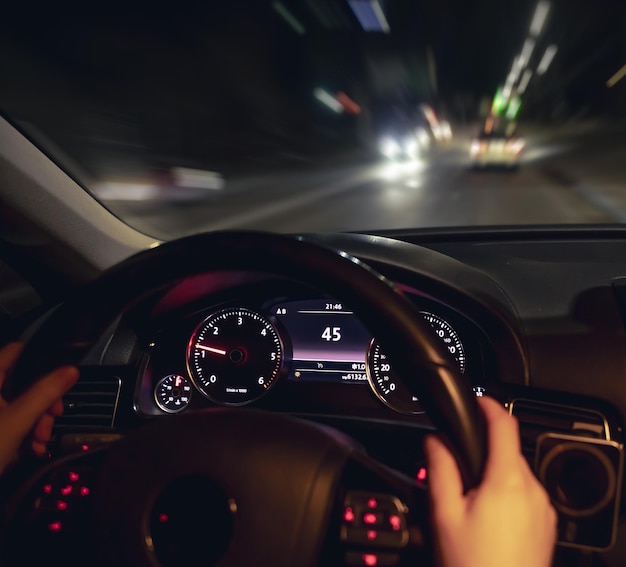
425, 396, 557, 567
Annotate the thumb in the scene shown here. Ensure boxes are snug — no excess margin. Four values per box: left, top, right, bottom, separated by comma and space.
4, 366, 79, 439
424, 435, 464, 524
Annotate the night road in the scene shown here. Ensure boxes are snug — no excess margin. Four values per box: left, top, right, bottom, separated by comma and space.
97, 123, 626, 240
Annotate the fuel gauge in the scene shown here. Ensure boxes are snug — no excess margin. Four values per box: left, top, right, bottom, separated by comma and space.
155, 374, 192, 414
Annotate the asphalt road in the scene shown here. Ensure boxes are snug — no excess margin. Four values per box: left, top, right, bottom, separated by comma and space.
98, 124, 626, 239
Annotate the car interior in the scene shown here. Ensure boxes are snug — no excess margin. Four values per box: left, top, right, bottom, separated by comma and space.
1, 0, 626, 565
1, 114, 626, 567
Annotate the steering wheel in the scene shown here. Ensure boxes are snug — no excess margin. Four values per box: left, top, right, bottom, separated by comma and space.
1, 231, 486, 567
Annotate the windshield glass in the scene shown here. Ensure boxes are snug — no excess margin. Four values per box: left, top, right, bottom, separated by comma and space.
2, 1, 625, 238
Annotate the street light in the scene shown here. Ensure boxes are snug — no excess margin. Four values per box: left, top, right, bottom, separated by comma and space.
530, 1, 550, 37
537, 45, 558, 75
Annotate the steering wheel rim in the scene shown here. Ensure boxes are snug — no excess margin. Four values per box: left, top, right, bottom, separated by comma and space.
3, 231, 486, 564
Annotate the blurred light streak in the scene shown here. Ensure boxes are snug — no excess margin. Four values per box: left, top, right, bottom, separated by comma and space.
272, 2, 306, 35
518, 69, 533, 94
171, 167, 224, 190
519, 38, 535, 67
506, 96, 522, 120
378, 160, 424, 182
314, 88, 344, 112
607, 64, 626, 88
537, 45, 558, 75
93, 182, 159, 201
348, 0, 390, 33
336, 91, 361, 114
491, 90, 507, 115
530, 1, 550, 37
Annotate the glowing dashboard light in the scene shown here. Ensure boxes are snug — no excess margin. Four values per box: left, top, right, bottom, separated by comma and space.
367, 497, 378, 508
363, 513, 378, 525
389, 515, 402, 531
417, 467, 428, 482
363, 554, 378, 566
344, 507, 355, 522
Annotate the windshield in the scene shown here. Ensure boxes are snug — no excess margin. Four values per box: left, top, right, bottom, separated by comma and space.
1, 1, 625, 238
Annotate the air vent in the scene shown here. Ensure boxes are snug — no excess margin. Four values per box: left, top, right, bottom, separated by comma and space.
510, 399, 609, 461
54, 375, 122, 429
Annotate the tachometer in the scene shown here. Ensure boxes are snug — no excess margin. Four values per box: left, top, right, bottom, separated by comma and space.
186, 307, 283, 406
367, 312, 466, 414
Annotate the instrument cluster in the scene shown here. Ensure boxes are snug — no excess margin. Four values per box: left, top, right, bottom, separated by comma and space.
136, 294, 490, 418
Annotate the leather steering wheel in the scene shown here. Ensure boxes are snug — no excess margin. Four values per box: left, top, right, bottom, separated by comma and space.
2, 231, 487, 567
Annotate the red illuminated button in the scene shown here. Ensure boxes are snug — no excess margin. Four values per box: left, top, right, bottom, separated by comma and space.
56, 501, 68, 511
363, 512, 384, 526
389, 515, 402, 531
363, 513, 377, 525
367, 498, 378, 508
48, 521, 62, 532
367, 530, 377, 541
416, 467, 427, 483
68, 472, 80, 482
345, 551, 399, 566
159, 513, 169, 523
344, 507, 355, 523
79, 487, 90, 497
43, 484, 52, 495
81, 444, 90, 451
60, 486, 73, 496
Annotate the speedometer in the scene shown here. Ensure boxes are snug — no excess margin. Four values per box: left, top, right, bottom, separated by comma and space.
186, 307, 283, 406
367, 312, 466, 414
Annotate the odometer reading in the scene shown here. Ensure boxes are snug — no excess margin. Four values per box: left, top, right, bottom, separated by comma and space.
186, 308, 283, 405
367, 312, 467, 414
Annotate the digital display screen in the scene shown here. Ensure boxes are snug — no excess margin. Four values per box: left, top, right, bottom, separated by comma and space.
272, 299, 371, 383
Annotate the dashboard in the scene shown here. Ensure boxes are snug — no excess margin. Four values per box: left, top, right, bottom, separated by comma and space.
136, 292, 489, 419
47, 230, 626, 560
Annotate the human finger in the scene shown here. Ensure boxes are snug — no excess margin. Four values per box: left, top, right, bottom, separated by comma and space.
32, 413, 55, 444
424, 434, 464, 523
478, 397, 525, 483
5, 366, 78, 440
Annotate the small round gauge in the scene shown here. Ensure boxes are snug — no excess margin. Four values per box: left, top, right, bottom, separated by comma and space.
155, 374, 192, 413
186, 307, 283, 406
367, 312, 466, 414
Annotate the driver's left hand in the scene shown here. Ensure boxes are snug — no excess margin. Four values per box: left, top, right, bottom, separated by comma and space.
0, 342, 78, 474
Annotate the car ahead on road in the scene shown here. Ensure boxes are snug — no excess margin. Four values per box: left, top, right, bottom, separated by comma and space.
470, 129, 525, 170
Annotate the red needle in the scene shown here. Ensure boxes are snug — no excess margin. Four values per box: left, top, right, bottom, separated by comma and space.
197, 345, 227, 356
